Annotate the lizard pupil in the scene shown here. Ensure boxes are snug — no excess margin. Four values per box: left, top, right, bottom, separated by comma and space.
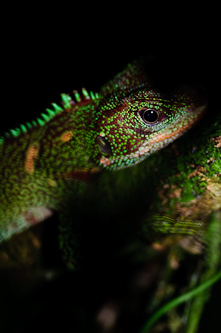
141, 109, 159, 123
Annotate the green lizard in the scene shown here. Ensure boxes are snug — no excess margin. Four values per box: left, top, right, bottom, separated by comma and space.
0, 58, 207, 269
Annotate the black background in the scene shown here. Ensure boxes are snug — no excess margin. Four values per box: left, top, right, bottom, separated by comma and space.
1, 8, 220, 136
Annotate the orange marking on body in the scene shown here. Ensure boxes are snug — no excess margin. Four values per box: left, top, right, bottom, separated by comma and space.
25, 143, 39, 174
48, 178, 57, 187
60, 130, 74, 142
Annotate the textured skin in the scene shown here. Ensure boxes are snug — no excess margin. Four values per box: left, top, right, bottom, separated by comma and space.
0, 58, 207, 267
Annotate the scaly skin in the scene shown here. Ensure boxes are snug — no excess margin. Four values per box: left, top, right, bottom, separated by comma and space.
0, 58, 207, 268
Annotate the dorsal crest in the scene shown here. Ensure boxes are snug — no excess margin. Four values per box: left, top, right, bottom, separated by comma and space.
0, 88, 99, 144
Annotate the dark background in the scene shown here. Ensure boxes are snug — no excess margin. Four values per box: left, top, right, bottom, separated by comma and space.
1, 8, 220, 136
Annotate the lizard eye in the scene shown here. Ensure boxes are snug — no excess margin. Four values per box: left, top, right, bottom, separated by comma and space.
139, 108, 159, 124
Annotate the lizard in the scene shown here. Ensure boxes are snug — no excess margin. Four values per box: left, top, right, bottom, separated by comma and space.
0, 58, 208, 269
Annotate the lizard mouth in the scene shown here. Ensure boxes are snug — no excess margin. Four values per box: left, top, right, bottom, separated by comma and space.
146, 104, 207, 145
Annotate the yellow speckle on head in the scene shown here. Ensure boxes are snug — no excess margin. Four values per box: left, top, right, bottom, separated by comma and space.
60, 130, 74, 142
48, 178, 57, 187
25, 143, 39, 174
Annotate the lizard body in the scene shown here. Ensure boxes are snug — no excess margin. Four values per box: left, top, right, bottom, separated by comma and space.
0, 59, 207, 267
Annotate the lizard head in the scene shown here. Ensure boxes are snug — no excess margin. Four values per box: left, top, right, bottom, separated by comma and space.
93, 84, 207, 170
